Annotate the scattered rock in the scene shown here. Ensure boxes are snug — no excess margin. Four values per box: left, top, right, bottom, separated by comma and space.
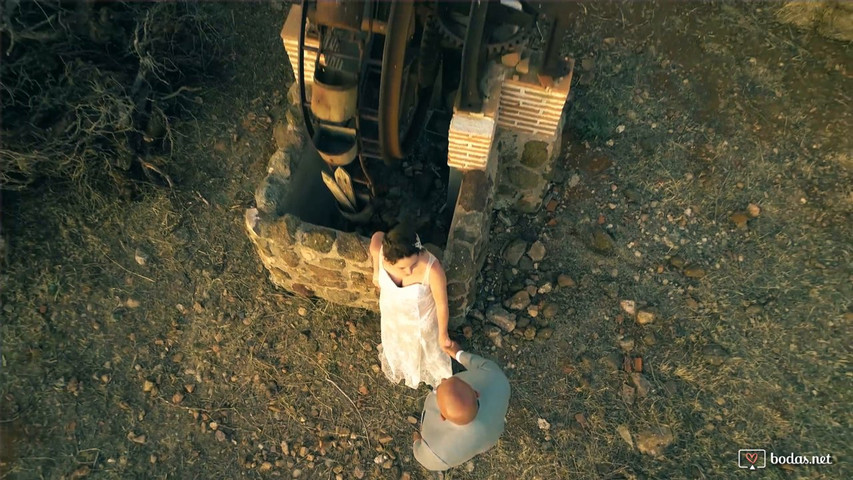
557, 274, 576, 288
483, 325, 503, 348
516, 57, 530, 74
527, 241, 546, 262
745, 304, 763, 316
353, 466, 365, 479
620, 383, 636, 404
622, 188, 641, 203
599, 353, 621, 372
669, 256, 686, 269
127, 432, 147, 444
516, 316, 530, 329
407, 415, 418, 424
631, 373, 652, 398
69, 466, 91, 479
134, 248, 149, 266
125, 298, 141, 309
378, 435, 393, 445
486, 305, 517, 332
730, 211, 749, 229
538, 327, 554, 340
685, 297, 699, 309
541, 303, 558, 319
636, 309, 656, 325
505, 290, 531, 311
747, 203, 761, 217
171, 392, 184, 404
142, 380, 155, 393
537, 283, 553, 295
462, 325, 473, 339
683, 266, 706, 278
259, 462, 273, 473
518, 256, 534, 272
633, 357, 643, 372
590, 229, 615, 254
537, 418, 551, 430
503, 240, 527, 266
616, 425, 634, 448
533, 316, 549, 329
618, 336, 635, 352
703, 344, 728, 366
619, 300, 636, 316
574, 413, 589, 429
523, 326, 537, 340
634, 427, 674, 457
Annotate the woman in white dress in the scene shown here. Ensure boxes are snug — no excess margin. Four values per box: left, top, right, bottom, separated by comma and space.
369, 224, 453, 389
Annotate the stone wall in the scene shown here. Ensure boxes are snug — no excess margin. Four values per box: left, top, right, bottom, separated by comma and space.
494, 129, 564, 213
443, 147, 499, 327
245, 209, 379, 311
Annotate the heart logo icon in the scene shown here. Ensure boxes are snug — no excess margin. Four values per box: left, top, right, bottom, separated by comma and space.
745, 452, 758, 464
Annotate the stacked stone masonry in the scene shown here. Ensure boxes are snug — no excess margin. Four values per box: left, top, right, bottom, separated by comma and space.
443, 145, 499, 326
246, 210, 379, 311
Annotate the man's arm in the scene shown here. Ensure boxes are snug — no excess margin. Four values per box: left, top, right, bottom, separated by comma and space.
413, 437, 451, 472
444, 341, 493, 371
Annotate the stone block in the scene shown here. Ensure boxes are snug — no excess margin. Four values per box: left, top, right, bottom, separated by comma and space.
272, 246, 302, 268
520, 140, 549, 168
335, 232, 369, 262
447, 282, 468, 299
255, 175, 289, 216
306, 264, 344, 287
506, 166, 541, 190
291, 283, 315, 297
320, 258, 346, 270
300, 227, 335, 253
265, 214, 300, 244
457, 170, 491, 211
349, 272, 373, 291
444, 243, 474, 274
450, 213, 485, 245
271, 265, 292, 280
324, 289, 359, 305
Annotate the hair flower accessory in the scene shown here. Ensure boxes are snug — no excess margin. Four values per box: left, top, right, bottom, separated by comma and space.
413, 233, 423, 250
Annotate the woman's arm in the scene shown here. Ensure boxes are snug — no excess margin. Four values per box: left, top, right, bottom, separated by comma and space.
369, 232, 384, 289
429, 260, 452, 353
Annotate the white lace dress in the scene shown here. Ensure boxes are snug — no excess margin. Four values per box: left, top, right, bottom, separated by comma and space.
377, 248, 452, 389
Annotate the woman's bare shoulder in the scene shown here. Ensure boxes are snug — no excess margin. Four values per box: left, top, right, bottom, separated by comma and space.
369, 232, 384, 254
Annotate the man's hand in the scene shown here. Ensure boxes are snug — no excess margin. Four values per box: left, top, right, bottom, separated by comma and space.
412, 431, 422, 443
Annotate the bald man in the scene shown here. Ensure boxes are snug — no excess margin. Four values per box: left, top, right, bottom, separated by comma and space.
412, 341, 511, 473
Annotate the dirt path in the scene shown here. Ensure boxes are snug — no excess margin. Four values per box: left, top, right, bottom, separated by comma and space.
1, 2, 850, 479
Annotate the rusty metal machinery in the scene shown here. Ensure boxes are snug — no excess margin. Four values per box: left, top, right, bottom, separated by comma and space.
294, 0, 571, 222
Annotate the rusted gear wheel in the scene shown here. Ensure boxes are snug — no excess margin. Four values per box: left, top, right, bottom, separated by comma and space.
378, 1, 435, 163
435, 1, 537, 56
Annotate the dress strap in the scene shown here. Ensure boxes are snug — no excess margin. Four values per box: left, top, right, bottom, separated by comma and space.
421, 252, 435, 286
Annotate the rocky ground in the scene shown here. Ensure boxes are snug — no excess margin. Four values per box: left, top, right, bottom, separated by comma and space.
1, 2, 851, 480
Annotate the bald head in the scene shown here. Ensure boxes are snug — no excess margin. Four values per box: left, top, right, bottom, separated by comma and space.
436, 377, 479, 425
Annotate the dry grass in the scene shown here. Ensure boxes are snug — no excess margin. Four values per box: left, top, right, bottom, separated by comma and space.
2, 1, 851, 480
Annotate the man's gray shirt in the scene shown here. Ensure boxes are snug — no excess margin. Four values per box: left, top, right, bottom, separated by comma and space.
413, 351, 511, 471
